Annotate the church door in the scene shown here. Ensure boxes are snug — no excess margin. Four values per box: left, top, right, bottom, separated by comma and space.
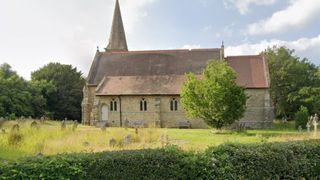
101, 105, 109, 121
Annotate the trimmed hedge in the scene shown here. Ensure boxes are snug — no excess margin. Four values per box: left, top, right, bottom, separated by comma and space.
1, 141, 320, 179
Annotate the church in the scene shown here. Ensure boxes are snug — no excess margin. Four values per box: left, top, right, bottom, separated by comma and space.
82, 0, 274, 129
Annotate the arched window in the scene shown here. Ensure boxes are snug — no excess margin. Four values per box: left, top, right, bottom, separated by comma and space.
110, 99, 117, 111
170, 98, 178, 111
140, 98, 147, 111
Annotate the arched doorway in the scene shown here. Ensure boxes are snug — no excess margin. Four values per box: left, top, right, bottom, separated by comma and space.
101, 105, 109, 121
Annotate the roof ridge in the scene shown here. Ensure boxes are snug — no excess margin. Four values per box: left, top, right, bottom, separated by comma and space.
101, 48, 221, 54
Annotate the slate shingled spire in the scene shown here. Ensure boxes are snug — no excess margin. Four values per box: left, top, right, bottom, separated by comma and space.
106, 0, 128, 51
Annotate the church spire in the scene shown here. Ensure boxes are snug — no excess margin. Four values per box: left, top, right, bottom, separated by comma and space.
106, 0, 128, 51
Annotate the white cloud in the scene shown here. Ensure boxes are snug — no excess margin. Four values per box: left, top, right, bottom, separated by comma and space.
0, 0, 158, 79
247, 0, 320, 35
224, 0, 277, 14
121, 0, 157, 34
225, 35, 320, 63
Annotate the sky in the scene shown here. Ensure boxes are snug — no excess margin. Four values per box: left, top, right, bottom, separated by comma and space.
0, 0, 320, 79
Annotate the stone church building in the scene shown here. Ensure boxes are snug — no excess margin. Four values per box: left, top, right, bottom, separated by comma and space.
82, 0, 274, 128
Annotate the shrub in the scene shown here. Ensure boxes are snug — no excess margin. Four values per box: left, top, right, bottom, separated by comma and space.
295, 106, 309, 129
1, 141, 320, 179
7, 113, 16, 120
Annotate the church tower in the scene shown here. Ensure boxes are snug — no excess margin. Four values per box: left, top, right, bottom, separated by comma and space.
106, 0, 128, 51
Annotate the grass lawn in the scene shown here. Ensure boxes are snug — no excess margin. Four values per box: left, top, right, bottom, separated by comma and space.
0, 120, 317, 161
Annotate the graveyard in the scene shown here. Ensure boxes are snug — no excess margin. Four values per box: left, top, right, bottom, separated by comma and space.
0, 119, 318, 161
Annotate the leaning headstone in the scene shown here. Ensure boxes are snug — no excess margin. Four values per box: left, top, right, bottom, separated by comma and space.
73, 120, 78, 131
11, 124, 20, 132
31, 121, 39, 129
61, 120, 66, 130
109, 138, 116, 147
306, 122, 311, 136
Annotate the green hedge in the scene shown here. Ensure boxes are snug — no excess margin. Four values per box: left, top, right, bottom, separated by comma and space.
1, 141, 320, 179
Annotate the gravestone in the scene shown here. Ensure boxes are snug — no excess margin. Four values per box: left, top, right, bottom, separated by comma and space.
135, 128, 139, 135
73, 120, 78, 131
314, 119, 318, 137
83, 141, 90, 147
1, 129, 5, 134
298, 126, 302, 133
109, 138, 116, 147
124, 135, 131, 146
314, 114, 319, 123
11, 124, 20, 132
40, 116, 45, 123
124, 119, 129, 128
30, 121, 39, 129
306, 122, 311, 136
61, 120, 66, 130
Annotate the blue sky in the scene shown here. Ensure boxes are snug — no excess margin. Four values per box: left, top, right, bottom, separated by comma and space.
0, 0, 319, 79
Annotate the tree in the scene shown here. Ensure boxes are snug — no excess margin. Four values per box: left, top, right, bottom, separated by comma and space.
181, 60, 247, 129
263, 46, 319, 119
0, 63, 33, 118
28, 80, 56, 118
31, 63, 85, 120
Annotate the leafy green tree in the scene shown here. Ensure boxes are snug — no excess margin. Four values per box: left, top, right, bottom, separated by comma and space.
0, 63, 18, 79
28, 80, 56, 118
31, 63, 85, 120
181, 60, 247, 129
0, 63, 33, 118
263, 47, 319, 119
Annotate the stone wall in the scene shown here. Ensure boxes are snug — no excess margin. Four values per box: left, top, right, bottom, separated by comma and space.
81, 86, 96, 125
86, 88, 274, 129
240, 89, 274, 128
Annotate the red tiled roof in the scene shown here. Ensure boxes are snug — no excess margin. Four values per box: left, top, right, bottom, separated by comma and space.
94, 55, 269, 95
87, 48, 222, 85
95, 75, 188, 95
87, 48, 269, 95
226, 55, 269, 88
